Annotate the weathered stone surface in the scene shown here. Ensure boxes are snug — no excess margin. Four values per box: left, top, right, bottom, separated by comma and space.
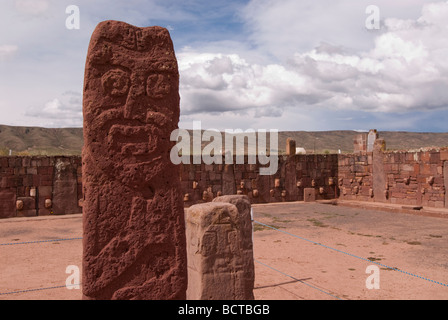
372, 139, 387, 203
444, 162, 448, 208
286, 138, 296, 156
367, 129, 378, 153
304, 188, 316, 202
15, 196, 36, 217
186, 195, 254, 300
82, 20, 186, 300
284, 159, 298, 201
52, 158, 79, 215
222, 164, 236, 195
0, 189, 16, 218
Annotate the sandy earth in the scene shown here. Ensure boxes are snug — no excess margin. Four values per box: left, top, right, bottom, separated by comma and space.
1, 201, 447, 300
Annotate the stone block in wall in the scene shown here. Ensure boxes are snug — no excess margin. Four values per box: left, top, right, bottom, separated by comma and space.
222, 164, 236, 195
52, 158, 79, 215
0, 189, 16, 218
185, 195, 254, 300
39, 175, 53, 186
420, 152, 430, 163
353, 133, 367, 154
284, 158, 298, 201
234, 170, 243, 182
430, 152, 440, 164
26, 167, 37, 175
36, 197, 51, 216
440, 150, 448, 161
188, 166, 196, 181
16, 196, 36, 217
444, 162, 448, 208
286, 138, 296, 156
304, 188, 316, 202
0, 157, 9, 168
9, 157, 22, 168
372, 141, 387, 203
22, 174, 34, 187
39, 157, 50, 167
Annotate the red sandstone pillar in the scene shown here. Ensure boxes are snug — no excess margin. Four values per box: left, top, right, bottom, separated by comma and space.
82, 21, 187, 300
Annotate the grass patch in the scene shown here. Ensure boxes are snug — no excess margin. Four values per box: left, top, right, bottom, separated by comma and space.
253, 224, 269, 232
272, 217, 293, 223
429, 234, 442, 238
357, 233, 382, 238
367, 257, 382, 262
357, 233, 373, 237
318, 212, 342, 219
253, 223, 281, 232
259, 212, 273, 218
406, 241, 421, 245
381, 266, 400, 271
307, 218, 328, 228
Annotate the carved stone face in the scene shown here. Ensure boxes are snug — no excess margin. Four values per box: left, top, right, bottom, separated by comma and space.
83, 21, 180, 185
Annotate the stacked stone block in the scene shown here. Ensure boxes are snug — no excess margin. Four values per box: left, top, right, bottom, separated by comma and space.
0, 156, 82, 218
337, 153, 373, 201
2, 147, 448, 217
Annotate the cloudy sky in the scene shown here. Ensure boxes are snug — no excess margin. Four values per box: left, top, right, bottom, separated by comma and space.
1, 0, 448, 132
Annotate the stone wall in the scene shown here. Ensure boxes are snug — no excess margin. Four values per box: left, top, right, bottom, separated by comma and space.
337, 153, 373, 201
1, 147, 448, 218
180, 154, 339, 207
381, 149, 447, 208
0, 156, 82, 218
338, 147, 448, 208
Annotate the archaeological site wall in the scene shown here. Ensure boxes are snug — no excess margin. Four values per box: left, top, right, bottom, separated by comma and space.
339, 140, 448, 208
0, 156, 82, 218
1, 143, 448, 219
179, 153, 339, 206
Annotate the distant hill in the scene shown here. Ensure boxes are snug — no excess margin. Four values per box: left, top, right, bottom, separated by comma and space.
0, 125, 83, 156
0, 124, 447, 156
278, 130, 448, 154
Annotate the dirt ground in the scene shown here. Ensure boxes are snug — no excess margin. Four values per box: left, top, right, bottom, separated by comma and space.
1, 201, 447, 300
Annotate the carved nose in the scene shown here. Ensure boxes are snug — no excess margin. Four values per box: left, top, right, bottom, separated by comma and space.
124, 80, 147, 120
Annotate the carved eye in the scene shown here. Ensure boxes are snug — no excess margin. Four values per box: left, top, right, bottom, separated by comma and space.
146, 74, 171, 99
101, 69, 130, 97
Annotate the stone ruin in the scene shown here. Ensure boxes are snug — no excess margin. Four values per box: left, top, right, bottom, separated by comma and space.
81, 20, 256, 301
354, 129, 378, 154
82, 21, 187, 300
185, 195, 254, 300
4, 18, 448, 301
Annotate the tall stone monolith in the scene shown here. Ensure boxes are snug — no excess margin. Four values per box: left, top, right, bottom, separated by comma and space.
82, 20, 187, 300
185, 195, 254, 300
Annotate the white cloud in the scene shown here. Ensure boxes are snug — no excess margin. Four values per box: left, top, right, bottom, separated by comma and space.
178, 0, 448, 126
1, 0, 447, 132
178, 50, 319, 116
15, 0, 51, 15
24, 91, 82, 127
0, 45, 18, 61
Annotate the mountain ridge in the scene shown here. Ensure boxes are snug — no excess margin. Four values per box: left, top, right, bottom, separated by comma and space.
0, 124, 447, 156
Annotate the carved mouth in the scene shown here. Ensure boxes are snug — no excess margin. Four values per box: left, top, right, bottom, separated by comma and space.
108, 124, 158, 157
